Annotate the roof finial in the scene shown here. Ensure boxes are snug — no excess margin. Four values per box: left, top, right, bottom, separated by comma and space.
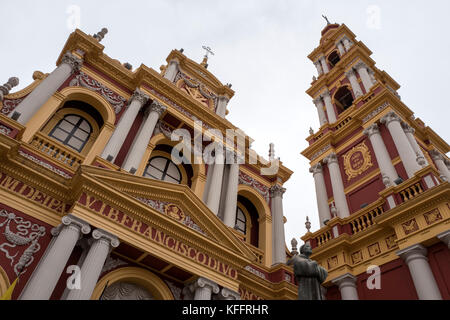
0, 77, 19, 101
269, 143, 275, 161
322, 15, 331, 25
305, 216, 311, 233
201, 45, 214, 68
93, 27, 108, 42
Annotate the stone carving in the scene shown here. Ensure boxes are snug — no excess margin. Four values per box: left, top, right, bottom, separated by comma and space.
311, 144, 331, 161
100, 256, 128, 274
69, 71, 127, 114
61, 51, 82, 74
136, 197, 206, 235
287, 243, 328, 300
0, 209, 47, 276
380, 111, 401, 126
238, 171, 270, 203
0, 124, 12, 136
270, 185, 286, 198
175, 71, 218, 111
1, 97, 23, 115
18, 150, 72, 179
362, 102, 389, 123
164, 280, 182, 300
100, 282, 154, 300
147, 100, 167, 117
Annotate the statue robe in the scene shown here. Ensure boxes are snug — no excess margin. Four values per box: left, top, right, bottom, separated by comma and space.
288, 254, 328, 300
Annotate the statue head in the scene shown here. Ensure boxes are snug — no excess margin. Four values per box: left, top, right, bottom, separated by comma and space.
300, 243, 312, 257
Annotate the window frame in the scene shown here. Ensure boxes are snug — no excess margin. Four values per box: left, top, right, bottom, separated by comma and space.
144, 156, 183, 184
49, 114, 92, 152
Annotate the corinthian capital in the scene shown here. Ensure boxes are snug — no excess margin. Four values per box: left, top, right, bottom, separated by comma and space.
354, 61, 368, 71
401, 122, 415, 134
430, 149, 443, 161
130, 88, 150, 105
313, 96, 323, 106
217, 288, 241, 300
320, 89, 330, 100
148, 100, 167, 117
345, 68, 356, 78
323, 152, 338, 165
270, 185, 286, 198
92, 229, 120, 248
61, 51, 83, 74
380, 111, 401, 126
363, 123, 380, 138
309, 163, 323, 175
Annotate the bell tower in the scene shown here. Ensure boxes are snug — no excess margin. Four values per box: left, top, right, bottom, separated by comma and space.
301, 22, 450, 300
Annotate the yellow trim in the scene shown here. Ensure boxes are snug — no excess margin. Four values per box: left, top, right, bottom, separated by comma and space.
91, 267, 174, 300
0, 266, 10, 298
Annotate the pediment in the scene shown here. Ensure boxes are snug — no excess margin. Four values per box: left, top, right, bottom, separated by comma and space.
76, 165, 257, 261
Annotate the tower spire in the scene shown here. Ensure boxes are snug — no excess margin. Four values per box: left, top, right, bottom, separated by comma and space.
322, 15, 331, 25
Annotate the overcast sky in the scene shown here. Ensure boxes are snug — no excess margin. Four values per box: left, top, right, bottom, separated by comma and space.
1, 0, 449, 250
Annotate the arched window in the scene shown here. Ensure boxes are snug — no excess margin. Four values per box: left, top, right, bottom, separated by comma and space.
144, 156, 182, 184
49, 114, 92, 152
235, 207, 247, 235
334, 86, 354, 112
328, 51, 341, 67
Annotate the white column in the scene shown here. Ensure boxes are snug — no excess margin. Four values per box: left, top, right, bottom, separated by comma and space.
323, 153, 350, 218
203, 162, 215, 203
217, 287, 241, 300
345, 69, 363, 98
271, 185, 287, 265
66, 229, 120, 300
336, 41, 345, 56
309, 163, 331, 226
381, 111, 422, 178
314, 61, 323, 76
222, 154, 240, 227
313, 97, 328, 126
355, 61, 374, 92
332, 273, 359, 300
402, 122, 427, 167
101, 89, 149, 162
20, 214, 91, 300
430, 150, 450, 181
189, 277, 219, 300
164, 58, 180, 83
320, 56, 330, 74
12, 52, 82, 124
216, 95, 229, 118
122, 101, 166, 173
363, 123, 399, 187
397, 244, 442, 300
321, 90, 337, 123
342, 37, 353, 51
437, 230, 450, 249
206, 147, 225, 215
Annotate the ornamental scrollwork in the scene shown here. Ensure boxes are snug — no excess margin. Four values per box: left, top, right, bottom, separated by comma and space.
0, 209, 47, 276
342, 142, 373, 181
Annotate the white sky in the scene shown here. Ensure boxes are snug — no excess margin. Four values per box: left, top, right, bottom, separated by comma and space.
1, 0, 449, 249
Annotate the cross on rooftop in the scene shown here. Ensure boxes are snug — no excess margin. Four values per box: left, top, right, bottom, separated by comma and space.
202, 46, 214, 58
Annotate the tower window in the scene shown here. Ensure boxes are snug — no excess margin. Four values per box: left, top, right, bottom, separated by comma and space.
235, 207, 247, 234
328, 51, 341, 67
334, 86, 354, 111
144, 156, 182, 184
49, 114, 92, 152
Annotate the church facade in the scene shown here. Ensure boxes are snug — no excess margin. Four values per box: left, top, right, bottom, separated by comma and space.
0, 28, 297, 300
301, 23, 450, 300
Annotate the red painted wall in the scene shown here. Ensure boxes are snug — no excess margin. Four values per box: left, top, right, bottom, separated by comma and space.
428, 242, 450, 299
325, 285, 341, 300
356, 258, 418, 300
347, 176, 384, 213
0, 203, 54, 299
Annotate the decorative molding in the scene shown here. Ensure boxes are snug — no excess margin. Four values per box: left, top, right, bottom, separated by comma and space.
69, 71, 127, 114
238, 171, 270, 203
362, 102, 389, 123
342, 142, 373, 181
244, 265, 267, 280
18, 150, 72, 179
0, 124, 12, 136
1, 98, 24, 116
311, 144, 331, 161
101, 256, 128, 274
164, 280, 182, 300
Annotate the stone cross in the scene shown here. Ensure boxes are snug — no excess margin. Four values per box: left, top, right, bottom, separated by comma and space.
202, 46, 215, 59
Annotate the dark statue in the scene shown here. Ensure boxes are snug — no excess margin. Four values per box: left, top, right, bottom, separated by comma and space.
287, 243, 328, 300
